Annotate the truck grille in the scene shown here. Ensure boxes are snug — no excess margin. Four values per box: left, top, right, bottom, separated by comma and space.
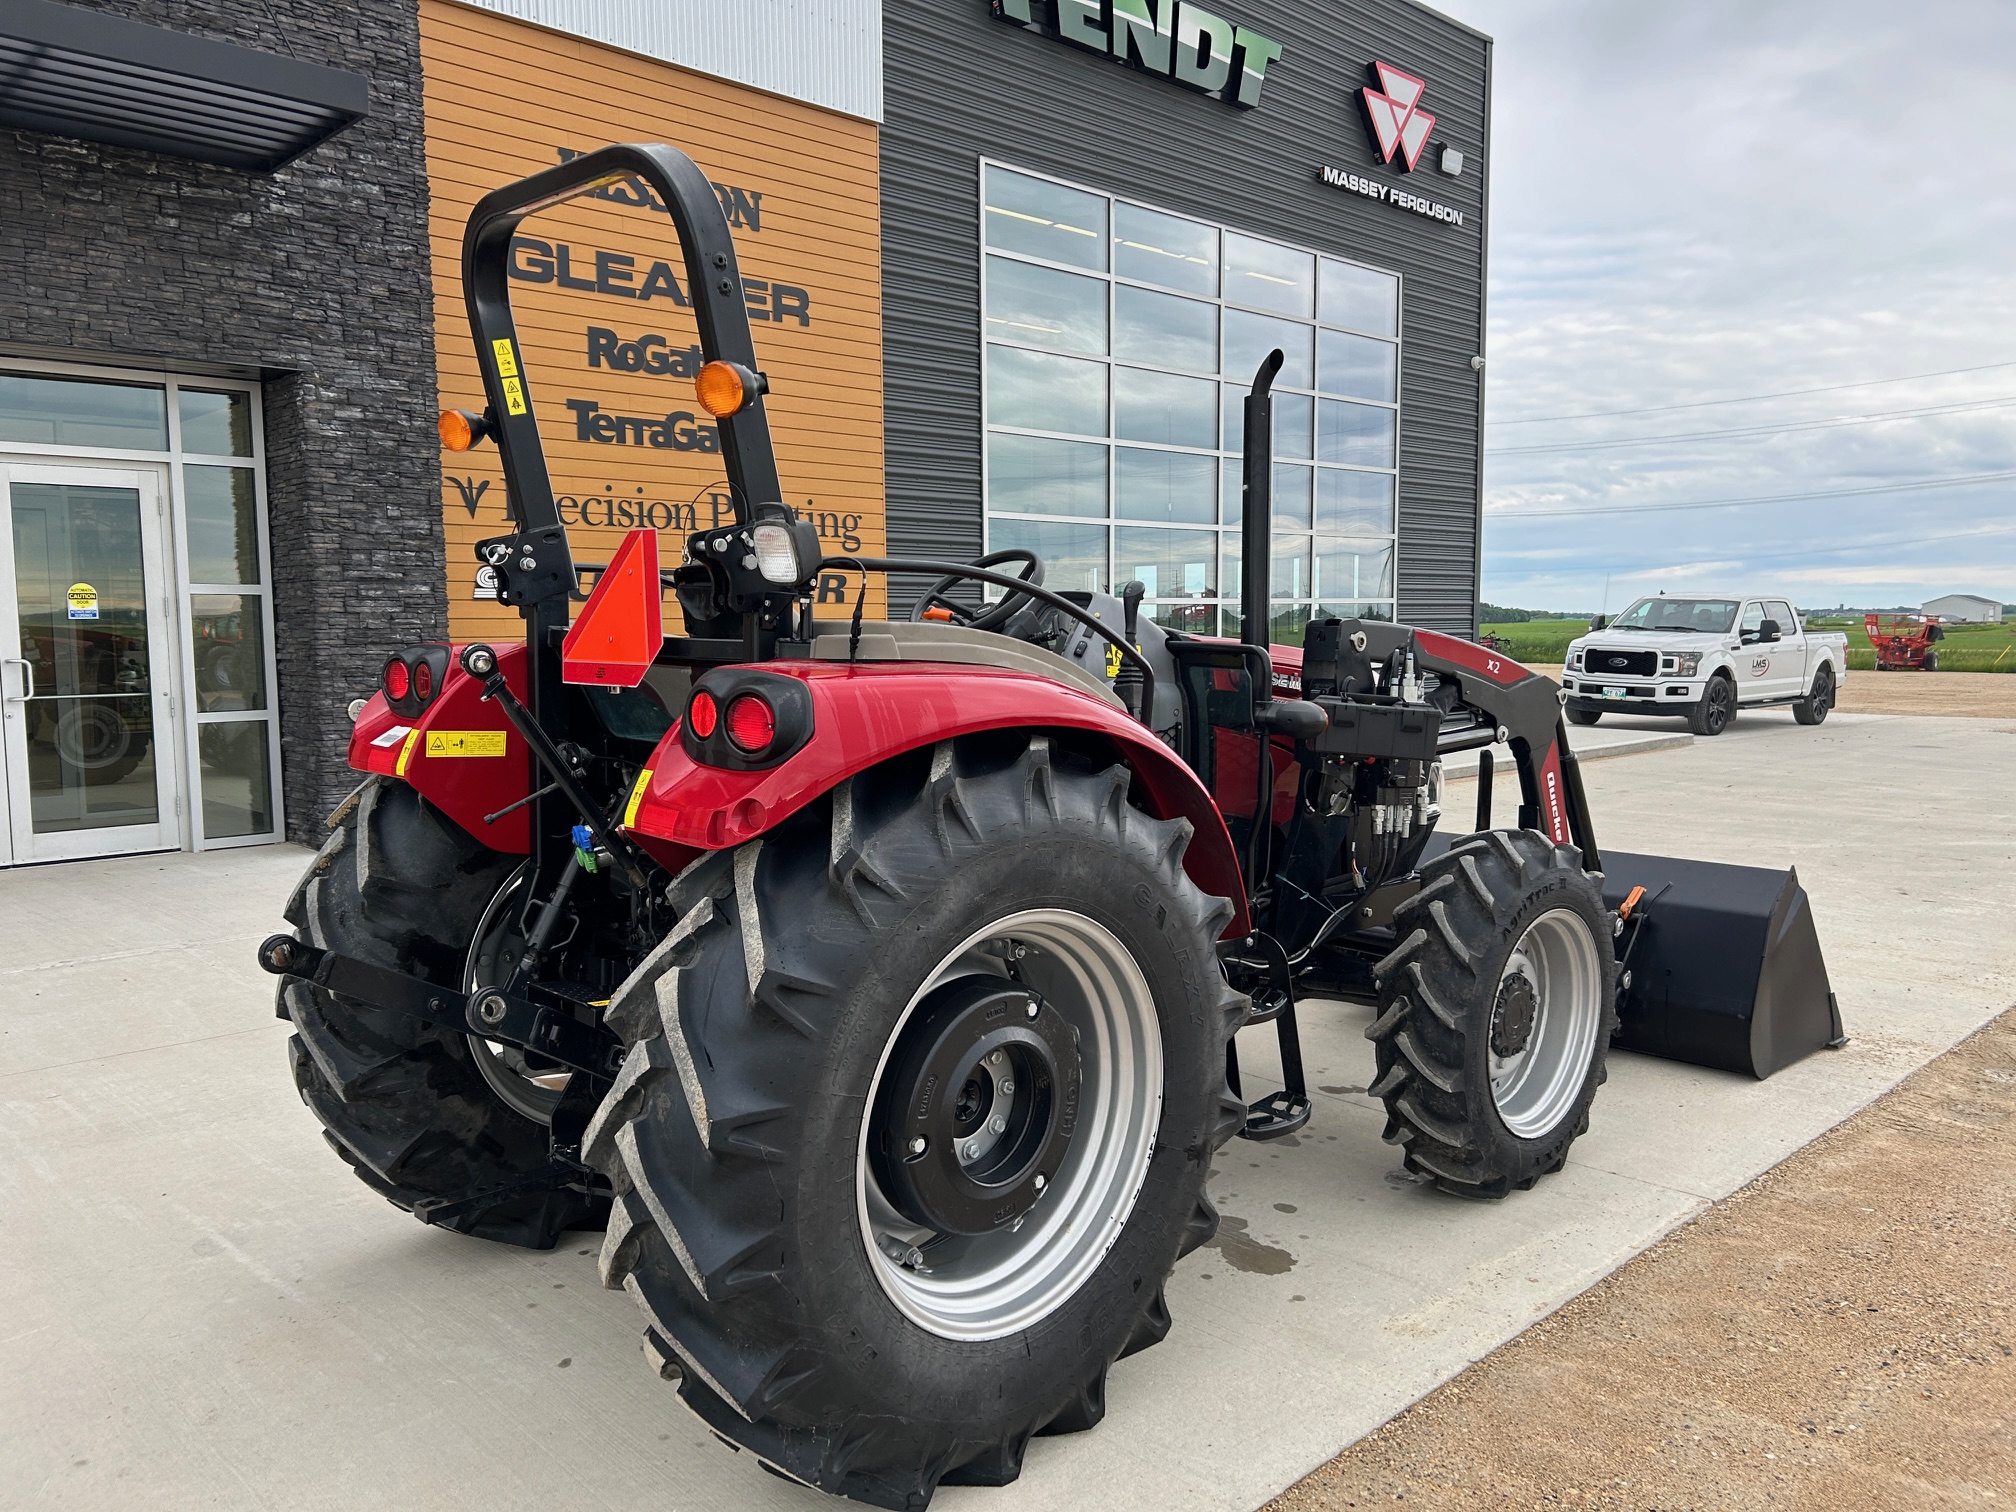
1584, 648, 1658, 677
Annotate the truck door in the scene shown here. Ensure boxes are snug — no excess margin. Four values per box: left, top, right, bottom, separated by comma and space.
1767, 600, 1805, 697
1735, 600, 1775, 701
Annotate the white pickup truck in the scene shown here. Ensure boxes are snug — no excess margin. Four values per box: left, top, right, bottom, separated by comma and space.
1561, 593, 1849, 737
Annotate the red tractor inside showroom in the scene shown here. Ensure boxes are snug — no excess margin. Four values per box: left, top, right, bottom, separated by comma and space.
259, 144, 1842, 1508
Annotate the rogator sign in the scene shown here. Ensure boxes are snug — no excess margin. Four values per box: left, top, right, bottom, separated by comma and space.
988, 0, 1285, 110
418, 0, 887, 637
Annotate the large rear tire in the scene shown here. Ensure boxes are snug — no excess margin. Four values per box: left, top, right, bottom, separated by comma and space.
585, 735, 1245, 1507
280, 777, 607, 1247
1368, 829, 1616, 1198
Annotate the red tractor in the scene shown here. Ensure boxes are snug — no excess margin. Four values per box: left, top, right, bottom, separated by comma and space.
258, 145, 1842, 1508
1864, 611, 1944, 670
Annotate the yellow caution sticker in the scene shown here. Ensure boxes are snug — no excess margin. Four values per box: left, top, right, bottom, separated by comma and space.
500, 376, 527, 416
490, 337, 520, 378
623, 767, 654, 829
425, 730, 508, 758
1104, 642, 1123, 679
394, 726, 422, 777
66, 582, 99, 621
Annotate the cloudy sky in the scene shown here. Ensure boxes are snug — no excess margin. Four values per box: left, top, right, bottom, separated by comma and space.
1453, 0, 2016, 613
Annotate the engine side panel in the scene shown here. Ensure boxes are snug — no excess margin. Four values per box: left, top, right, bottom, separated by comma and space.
625, 660, 1251, 935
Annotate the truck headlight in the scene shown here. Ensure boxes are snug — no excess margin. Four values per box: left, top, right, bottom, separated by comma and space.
1662, 651, 1702, 676
1567, 649, 1583, 669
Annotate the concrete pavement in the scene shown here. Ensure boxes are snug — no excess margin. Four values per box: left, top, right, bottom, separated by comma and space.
2, 708, 2011, 1512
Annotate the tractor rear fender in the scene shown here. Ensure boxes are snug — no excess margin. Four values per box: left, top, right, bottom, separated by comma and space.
346, 643, 533, 853
624, 660, 1252, 937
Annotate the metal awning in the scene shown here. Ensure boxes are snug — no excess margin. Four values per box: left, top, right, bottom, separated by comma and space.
0, 0, 368, 173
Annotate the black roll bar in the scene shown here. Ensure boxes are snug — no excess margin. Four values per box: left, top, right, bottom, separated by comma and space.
459, 143, 785, 549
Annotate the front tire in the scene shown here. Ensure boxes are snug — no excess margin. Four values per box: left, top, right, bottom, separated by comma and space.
584, 736, 1245, 1506
1368, 829, 1617, 1198
1687, 674, 1736, 736
1793, 665, 1835, 725
1566, 706, 1602, 727
280, 777, 606, 1247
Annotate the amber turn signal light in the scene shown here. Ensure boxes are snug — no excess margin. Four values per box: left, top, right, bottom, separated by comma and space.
438, 408, 489, 451
695, 360, 761, 418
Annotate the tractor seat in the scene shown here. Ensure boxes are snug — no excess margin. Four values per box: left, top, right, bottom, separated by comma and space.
801, 619, 1124, 711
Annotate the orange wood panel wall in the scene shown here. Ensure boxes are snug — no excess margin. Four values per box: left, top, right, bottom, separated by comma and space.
420, 0, 886, 639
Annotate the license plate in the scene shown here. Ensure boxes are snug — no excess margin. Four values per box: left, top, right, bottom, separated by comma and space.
1601, 686, 1628, 699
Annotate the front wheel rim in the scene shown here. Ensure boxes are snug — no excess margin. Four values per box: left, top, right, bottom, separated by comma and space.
1488, 908, 1602, 1140
857, 908, 1163, 1342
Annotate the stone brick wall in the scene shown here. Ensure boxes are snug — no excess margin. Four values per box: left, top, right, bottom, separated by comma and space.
0, 0, 442, 842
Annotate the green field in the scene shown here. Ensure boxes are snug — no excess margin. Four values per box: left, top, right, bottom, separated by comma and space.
1481, 616, 2016, 671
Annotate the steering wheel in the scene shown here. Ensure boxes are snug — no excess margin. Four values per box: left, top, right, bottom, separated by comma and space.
909, 549, 1045, 634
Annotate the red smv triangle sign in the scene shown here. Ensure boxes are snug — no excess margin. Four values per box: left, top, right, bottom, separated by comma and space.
561, 527, 663, 687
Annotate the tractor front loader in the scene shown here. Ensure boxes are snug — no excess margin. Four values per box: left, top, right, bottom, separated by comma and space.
258, 143, 1844, 1508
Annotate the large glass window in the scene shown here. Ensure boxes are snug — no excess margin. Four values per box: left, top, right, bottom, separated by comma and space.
982, 164, 1401, 634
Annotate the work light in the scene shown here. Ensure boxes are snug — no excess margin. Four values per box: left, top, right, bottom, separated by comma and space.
748, 509, 823, 587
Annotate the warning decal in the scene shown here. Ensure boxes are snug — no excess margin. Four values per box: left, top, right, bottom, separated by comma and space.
425, 730, 509, 757
66, 583, 99, 620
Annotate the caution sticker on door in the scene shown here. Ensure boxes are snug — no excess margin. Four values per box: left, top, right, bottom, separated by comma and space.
66, 583, 98, 620
424, 730, 508, 757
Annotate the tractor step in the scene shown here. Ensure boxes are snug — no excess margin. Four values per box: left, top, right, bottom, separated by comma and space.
1238, 1089, 1312, 1141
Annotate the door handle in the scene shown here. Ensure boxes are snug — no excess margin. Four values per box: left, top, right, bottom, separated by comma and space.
2, 657, 32, 702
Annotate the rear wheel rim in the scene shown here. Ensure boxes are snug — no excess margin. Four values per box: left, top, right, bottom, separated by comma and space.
1488, 908, 1602, 1140
857, 907, 1163, 1342
464, 865, 569, 1124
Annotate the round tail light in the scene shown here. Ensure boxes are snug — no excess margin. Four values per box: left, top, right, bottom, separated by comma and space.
412, 659, 433, 701
688, 689, 719, 739
724, 694, 776, 754
383, 657, 411, 701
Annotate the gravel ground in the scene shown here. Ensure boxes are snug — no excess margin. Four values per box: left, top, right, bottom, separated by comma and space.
1265, 1004, 2016, 1512
1524, 665, 2016, 719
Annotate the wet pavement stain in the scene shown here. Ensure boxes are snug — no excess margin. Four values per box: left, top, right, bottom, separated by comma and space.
1318, 1085, 1367, 1096
1207, 1214, 1297, 1274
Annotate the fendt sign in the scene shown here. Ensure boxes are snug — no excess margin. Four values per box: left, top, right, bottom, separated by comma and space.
989, 0, 1284, 110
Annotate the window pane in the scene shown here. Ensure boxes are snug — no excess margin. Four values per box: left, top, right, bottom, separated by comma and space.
0, 373, 167, 449
191, 594, 266, 711
989, 517, 1107, 593
989, 434, 1107, 518
1223, 385, 1311, 460
1271, 536, 1311, 599
1320, 258, 1399, 336
983, 166, 1107, 271
1315, 469, 1396, 535
1315, 540, 1394, 601
1318, 329, 1397, 401
1224, 232, 1313, 317
1316, 600, 1395, 623
1221, 529, 1241, 600
1116, 448, 1215, 523
1114, 368, 1216, 447
1222, 309, 1312, 390
184, 465, 260, 584
1114, 202, 1217, 295
1115, 526, 1218, 600
1316, 401, 1396, 468
1146, 600, 1219, 635
988, 345, 1108, 436
1114, 284, 1217, 372
986, 255, 1107, 354
1269, 604, 1312, 644
1272, 463, 1312, 529
199, 720, 273, 839
179, 389, 253, 456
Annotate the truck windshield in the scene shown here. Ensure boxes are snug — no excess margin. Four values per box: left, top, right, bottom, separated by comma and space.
1609, 597, 1739, 633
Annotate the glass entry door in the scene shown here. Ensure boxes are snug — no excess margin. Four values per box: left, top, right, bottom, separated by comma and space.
0, 462, 180, 864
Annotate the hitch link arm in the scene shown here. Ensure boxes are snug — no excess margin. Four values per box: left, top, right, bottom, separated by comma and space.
257, 935, 624, 1080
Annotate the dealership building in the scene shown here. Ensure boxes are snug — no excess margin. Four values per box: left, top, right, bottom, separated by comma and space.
0, 0, 1489, 863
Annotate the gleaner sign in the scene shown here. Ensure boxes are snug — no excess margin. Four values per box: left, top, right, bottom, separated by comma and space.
989, 0, 1284, 110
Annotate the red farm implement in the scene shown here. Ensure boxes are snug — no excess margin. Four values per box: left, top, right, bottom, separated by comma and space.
1864, 612, 1945, 671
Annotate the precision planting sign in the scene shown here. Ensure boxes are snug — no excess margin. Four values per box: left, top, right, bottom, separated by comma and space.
419, 0, 887, 640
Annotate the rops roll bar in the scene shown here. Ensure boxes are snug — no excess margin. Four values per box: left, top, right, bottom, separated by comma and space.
459, 143, 785, 553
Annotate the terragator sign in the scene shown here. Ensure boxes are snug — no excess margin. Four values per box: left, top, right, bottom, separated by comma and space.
988, 0, 1284, 110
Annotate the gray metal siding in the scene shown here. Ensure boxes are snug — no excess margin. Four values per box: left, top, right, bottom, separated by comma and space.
454, 0, 882, 121
881, 0, 1488, 632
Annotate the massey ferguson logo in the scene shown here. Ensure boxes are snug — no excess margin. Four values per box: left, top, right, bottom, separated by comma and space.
1359, 62, 1435, 171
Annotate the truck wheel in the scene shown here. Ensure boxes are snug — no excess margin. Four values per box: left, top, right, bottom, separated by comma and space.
1368, 829, 1616, 1199
1793, 665, 1835, 725
585, 736, 1244, 1506
1566, 707, 1602, 727
1686, 674, 1735, 736
1923, 650, 1939, 672
279, 777, 606, 1247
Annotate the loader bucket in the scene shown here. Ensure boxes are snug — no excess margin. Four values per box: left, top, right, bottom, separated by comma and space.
1602, 851, 1845, 1079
